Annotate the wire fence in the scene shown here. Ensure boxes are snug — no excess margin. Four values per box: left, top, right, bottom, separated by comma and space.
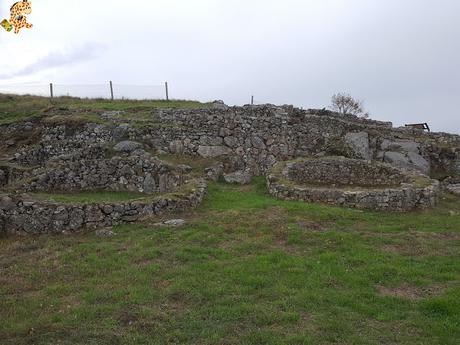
0, 83, 282, 106
0, 82, 169, 100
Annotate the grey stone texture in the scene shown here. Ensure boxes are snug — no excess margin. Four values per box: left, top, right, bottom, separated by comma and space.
345, 131, 372, 160
4, 105, 460, 177
0, 104, 459, 233
0, 179, 207, 234
113, 140, 143, 153
284, 157, 409, 187
223, 171, 252, 185
267, 157, 440, 211
20, 155, 184, 195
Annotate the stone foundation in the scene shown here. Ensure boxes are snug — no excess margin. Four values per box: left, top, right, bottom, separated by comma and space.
20, 155, 185, 194
0, 147, 207, 234
267, 157, 440, 211
0, 179, 206, 234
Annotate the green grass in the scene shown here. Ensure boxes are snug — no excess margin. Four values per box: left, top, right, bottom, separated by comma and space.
30, 191, 148, 204
1, 177, 460, 345
0, 94, 211, 126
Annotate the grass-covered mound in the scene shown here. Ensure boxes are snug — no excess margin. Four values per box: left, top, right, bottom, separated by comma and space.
0, 94, 211, 126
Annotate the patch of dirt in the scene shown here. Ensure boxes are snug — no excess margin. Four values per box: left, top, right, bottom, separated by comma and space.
380, 243, 426, 256
297, 220, 330, 232
376, 284, 442, 301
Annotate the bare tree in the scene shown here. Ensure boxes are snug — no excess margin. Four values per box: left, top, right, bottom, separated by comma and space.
330, 93, 369, 118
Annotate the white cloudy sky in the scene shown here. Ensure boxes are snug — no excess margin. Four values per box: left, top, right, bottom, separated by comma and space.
0, 0, 459, 133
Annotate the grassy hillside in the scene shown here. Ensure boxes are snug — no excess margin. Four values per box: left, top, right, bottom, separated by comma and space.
1, 178, 460, 345
0, 94, 211, 126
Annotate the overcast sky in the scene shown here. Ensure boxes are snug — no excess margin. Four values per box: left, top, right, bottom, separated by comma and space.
0, 0, 459, 133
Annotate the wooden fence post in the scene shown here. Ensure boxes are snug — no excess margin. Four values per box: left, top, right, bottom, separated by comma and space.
251, 95, 254, 105
49, 83, 54, 99
165, 82, 169, 101
109, 81, 114, 101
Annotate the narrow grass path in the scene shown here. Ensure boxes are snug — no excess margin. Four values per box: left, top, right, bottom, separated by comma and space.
1, 178, 460, 345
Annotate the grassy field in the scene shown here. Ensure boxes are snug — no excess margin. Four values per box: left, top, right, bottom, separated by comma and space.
30, 191, 148, 204
1, 178, 459, 344
0, 94, 211, 126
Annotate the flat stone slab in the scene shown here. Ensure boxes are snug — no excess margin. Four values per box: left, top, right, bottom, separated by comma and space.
113, 140, 142, 153
152, 219, 186, 227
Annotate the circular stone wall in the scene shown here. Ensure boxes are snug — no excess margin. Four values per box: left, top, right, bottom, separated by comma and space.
0, 152, 207, 234
267, 157, 439, 211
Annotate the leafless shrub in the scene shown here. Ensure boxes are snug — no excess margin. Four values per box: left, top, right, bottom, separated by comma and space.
330, 93, 369, 118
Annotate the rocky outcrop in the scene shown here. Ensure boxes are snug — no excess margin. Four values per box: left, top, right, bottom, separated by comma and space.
345, 132, 371, 160
377, 139, 431, 175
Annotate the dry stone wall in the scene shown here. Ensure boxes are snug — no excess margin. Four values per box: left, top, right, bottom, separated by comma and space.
0, 179, 207, 234
285, 157, 410, 187
267, 157, 440, 211
3, 106, 460, 178
21, 155, 184, 194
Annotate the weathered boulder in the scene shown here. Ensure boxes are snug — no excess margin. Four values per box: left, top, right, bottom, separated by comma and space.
224, 136, 238, 148
381, 139, 420, 153
113, 140, 142, 153
345, 132, 371, 160
164, 219, 186, 227
205, 163, 224, 181
197, 145, 232, 158
211, 100, 228, 110
143, 173, 156, 194
383, 151, 430, 175
224, 171, 252, 185
407, 152, 430, 175
251, 137, 266, 150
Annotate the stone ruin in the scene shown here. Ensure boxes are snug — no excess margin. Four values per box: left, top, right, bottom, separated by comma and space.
0, 145, 206, 234
0, 102, 459, 234
267, 157, 439, 211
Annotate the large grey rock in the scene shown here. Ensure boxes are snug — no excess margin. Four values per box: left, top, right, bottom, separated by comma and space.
407, 152, 430, 175
164, 219, 186, 227
205, 163, 224, 181
223, 171, 252, 185
383, 151, 430, 175
113, 141, 142, 153
383, 151, 408, 168
251, 137, 266, 150
211, 100, 228, 110
197, 145, 232, 158
112, 124, 131, 141
224, 136, 238, 148
143, 173, 156, 194
345, 132, 371, 160
381, 139, 420, 153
